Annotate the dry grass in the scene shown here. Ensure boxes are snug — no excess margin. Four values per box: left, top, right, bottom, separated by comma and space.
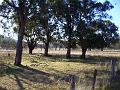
0, 49, 120, 90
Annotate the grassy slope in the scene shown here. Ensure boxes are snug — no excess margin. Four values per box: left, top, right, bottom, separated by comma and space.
0, 50, 120, 90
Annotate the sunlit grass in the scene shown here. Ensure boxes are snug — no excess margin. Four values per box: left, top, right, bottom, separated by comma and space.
0, 49, 120, 90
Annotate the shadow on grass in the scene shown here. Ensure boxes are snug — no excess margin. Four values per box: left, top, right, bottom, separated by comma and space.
106, 70, 120, 90
0, 87, 7, 90
0, 64, 69, 90
13, 74, 25, 90
0, 53, 120, 90
42, 54, 119, 64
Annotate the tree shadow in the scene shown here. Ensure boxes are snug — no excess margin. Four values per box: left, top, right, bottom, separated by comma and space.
106, 70, 120, 90
79, 55, 118, 64
0, 64, 66, 87
42, 54, 119, 65
13, 74, 25, 90
0, 87, 7, 90
19, 65, 50, 76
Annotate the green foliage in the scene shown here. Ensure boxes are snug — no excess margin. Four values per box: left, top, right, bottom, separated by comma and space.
0, 0, 119, 59
75, 0, 119, 50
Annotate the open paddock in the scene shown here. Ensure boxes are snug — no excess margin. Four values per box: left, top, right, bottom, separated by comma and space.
0, 49, 120, 90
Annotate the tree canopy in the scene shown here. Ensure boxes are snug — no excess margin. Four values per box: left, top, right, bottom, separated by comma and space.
0, 0, 119, 65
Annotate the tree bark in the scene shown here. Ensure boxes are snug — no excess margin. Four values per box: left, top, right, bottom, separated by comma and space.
14, 29, 24, 66
44, 3, 50, 56
101, 48, 103, 51
14, 2, 25, 66
44, 30, 50, 56
44, 42, 49, 56
29, 48, 33, 54
80, 47, 87, 59
27, 38, 36, 55
66, 8, 72, 59
66, 24, 71, 59
66, 40, 71, 59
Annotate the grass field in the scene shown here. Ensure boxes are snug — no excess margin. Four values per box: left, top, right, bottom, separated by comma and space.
0, 49, 120, 90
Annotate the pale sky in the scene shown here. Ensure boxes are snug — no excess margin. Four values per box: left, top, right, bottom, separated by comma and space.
0, 0, 17, 40
99, 0, 120, 34
0, 0, 120, 38
0, 0, 4, 35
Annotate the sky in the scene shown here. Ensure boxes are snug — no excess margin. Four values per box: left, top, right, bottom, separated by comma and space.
0, 0, 120, 39
99, 0, 120, 34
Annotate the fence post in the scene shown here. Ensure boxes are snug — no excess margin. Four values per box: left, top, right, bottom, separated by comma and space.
92, 69, 97, 90
70, 75, 75, 90
77, 77, 80, 90
111, 59, 116, 80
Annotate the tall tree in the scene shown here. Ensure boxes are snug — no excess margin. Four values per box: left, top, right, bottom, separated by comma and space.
76, 0, 119, 59
0, 0, 34, 66
34, 0, 58, 56
52, 0, 79, 58
25, 31, 37, 55
24, 13, 38, 54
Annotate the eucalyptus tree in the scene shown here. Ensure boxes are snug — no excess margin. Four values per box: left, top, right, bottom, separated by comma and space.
13, 14, 38, 55
33, 0, 59, 56
95, 20, 119, 47
52, 0, 80, 58
12, 0, 41, 55
0, 0, 35, 66
24, 12, 39, 54
24, 28, 37, 54
76, 0, 119, 59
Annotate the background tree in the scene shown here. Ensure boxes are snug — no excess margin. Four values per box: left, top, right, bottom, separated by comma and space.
0, 35, 16, 49
52, 0, 80, 58
24, 15, 38, 54
33, 0, 59, 56
76, 0, 119, 59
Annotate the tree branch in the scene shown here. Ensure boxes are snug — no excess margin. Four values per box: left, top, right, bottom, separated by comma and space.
0, 14, 10, 19
4, 0, 18, 10
28, 0, 34, 9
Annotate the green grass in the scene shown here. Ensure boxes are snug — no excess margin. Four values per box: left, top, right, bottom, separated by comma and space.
0, 50, 120, 90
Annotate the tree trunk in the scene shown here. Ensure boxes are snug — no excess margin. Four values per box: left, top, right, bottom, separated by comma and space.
55, 46, 57, 51
44, 42, 49, 56
14, 30, 24, 66
66, 42, 71, 59
27, 38, 36, 55
29, 48, 33, 54
44, 31, 50, 56
66, 11, 72, 59
101, 48, 103, 51
14, 2, 25, 66
44, 4, 50, 56
80, 47, 87, 59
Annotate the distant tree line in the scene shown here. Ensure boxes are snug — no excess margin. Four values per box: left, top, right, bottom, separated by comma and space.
0, 0, 119, 66
0, 35, 16, 49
